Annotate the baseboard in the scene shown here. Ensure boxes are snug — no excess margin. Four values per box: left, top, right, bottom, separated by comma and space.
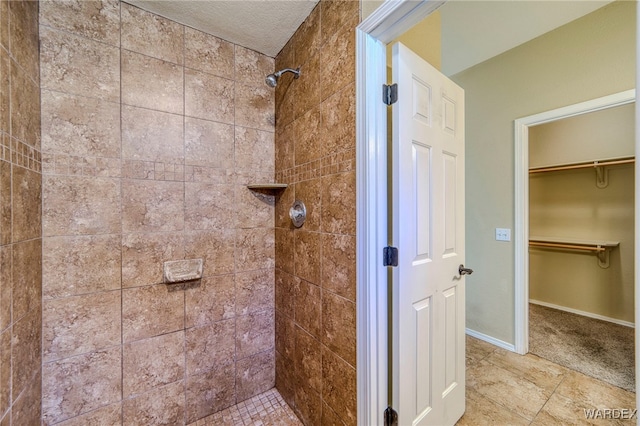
530, 299, 635, 328
465, 328, 516, 352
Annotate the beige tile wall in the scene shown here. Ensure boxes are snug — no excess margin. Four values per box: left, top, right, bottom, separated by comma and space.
274, 1, 359, 425
0, 0, 43, 425
39, 1, 276, 424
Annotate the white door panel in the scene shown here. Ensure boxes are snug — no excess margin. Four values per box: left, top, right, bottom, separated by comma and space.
413, 142, 432, 262
391, 42, 466, 426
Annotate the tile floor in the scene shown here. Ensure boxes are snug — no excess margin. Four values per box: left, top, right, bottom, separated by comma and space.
188, 388, 302, 426
190, 336, 636, 425
458, 335, 636, 425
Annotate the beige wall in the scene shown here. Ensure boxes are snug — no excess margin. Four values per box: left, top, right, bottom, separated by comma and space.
529, 103, 635, 168
40, 2, 276, 424
452, 1, 636, 343
387, 11, 442, 70
274, 1, 359, 424
0, 1, 42, 424
529, 104, 635, 323
361, 0, 383, 20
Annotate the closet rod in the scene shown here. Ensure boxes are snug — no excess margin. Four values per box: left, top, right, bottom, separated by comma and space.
528, 241, 606, 252
529, 157, 635, 174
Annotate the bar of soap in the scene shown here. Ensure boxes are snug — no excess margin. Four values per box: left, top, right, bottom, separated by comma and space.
163, 259, 203, 283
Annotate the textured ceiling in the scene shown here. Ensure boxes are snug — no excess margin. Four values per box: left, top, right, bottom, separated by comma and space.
124, 0, 320, 58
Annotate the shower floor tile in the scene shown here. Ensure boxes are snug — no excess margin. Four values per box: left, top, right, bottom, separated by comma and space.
188, 388, 302, 426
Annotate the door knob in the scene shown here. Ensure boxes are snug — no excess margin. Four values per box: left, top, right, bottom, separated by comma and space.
458, 264, 473, 276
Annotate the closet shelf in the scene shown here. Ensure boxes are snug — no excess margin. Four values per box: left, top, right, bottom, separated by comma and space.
529, 156, 635, 188
529, 236, 619, 269
246, 183, 288, 190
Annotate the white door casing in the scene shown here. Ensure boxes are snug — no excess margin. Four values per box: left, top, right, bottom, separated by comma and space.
391, 42, 466, 425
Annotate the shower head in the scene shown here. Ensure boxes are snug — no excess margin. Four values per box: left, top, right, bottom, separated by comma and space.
265, 67, 300, 87
265, 74, 279, 87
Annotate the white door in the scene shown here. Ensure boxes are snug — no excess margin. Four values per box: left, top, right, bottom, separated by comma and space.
391, 42, 467, 426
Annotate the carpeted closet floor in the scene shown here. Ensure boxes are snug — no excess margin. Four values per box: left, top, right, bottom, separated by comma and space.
529, 303, 635, 392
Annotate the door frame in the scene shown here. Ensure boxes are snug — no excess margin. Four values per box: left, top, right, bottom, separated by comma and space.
355, 1, 445, 424
513, 89, 636, 355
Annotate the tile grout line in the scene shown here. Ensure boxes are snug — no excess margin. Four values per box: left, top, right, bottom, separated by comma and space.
528, 373, 570, 425
467, 357, 539, 422
118, 2, 124, 423
181, 21, 187, 426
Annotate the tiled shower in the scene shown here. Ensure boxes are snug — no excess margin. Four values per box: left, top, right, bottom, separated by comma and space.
1, 0, 358, 424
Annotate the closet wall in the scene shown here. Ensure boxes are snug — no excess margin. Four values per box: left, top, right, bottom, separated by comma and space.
529, 103, 635, 324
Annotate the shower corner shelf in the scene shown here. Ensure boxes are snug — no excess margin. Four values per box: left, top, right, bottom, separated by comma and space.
246, 183, 288, 191
529, 236, 620, 269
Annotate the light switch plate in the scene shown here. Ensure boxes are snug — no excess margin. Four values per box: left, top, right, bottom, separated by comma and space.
495, 228, 511, 242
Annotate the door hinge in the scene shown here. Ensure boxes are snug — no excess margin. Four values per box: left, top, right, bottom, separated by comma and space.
383, 246, 398, 267
384, 406, 398, 426
383, 83, 398, 105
